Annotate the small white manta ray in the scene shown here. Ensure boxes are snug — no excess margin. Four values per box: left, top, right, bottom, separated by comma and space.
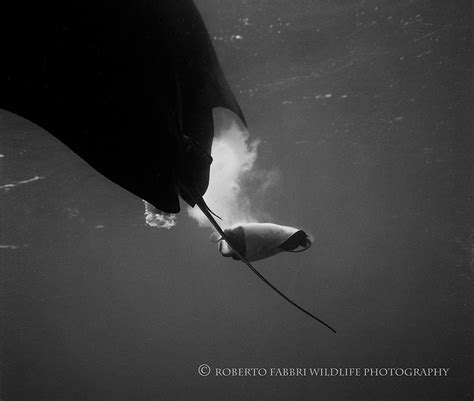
191, 197, 336, 333
211, 222, 312, 262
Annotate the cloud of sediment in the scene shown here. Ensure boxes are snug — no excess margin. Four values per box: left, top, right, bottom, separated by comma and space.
187, 109, 278, 228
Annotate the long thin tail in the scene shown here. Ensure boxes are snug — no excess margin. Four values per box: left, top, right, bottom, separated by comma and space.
183, 187, 336, 333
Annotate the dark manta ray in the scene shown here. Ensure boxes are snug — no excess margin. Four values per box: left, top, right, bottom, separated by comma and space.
1, 0, 244, 213
0, 0, 335, 333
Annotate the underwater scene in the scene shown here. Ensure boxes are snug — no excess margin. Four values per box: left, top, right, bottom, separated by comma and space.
0, 0, 471, 400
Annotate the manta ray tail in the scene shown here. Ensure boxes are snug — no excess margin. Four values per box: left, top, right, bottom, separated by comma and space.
180, 184, 336, 333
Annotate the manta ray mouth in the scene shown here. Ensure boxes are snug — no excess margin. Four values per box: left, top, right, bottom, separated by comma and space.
279, 230, 312, 252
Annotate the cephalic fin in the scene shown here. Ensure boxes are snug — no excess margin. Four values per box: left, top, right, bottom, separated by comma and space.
287, 241, 312, 253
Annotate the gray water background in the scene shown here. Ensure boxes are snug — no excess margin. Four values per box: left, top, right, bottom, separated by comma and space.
0, 0, 471, 400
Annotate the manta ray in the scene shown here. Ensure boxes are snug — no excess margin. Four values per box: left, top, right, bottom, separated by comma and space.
0, 0, 335, 333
